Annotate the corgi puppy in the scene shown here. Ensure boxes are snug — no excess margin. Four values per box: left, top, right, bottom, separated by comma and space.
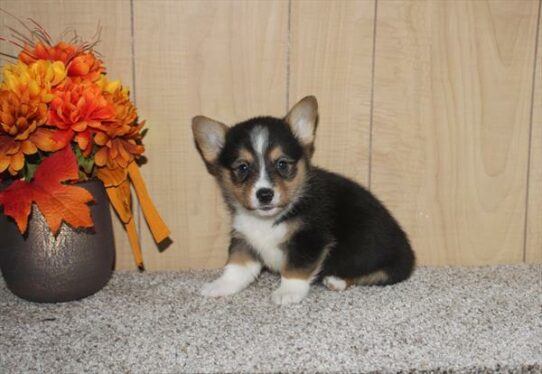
192, 96, 415, 305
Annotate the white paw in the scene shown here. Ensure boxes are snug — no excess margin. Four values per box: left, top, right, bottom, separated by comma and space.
200, 279, 241, 297
323, 276, 347, 291
271, 288, 307, 305
271, 278, 310, 305
201, 263, 261, 298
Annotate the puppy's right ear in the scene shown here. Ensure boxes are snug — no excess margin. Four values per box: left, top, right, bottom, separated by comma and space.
192, 116, 228, 164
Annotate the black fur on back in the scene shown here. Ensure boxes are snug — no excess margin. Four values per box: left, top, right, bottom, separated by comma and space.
278, 167, 415, 285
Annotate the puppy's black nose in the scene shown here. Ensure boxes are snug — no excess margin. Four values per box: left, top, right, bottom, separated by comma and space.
256, 188, 274, 204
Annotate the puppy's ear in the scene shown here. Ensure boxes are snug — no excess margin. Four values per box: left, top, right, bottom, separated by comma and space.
192, 116, 228, 163
285, 96, 318, 147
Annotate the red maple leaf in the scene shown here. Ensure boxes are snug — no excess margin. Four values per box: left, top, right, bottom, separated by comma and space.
0, 147, 94, 235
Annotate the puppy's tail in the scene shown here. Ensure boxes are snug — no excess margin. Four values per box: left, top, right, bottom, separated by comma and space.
350, 270, 387, 286
351, 247, 416, 286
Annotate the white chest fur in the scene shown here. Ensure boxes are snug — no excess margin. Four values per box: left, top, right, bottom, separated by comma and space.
232, 212, 287, 272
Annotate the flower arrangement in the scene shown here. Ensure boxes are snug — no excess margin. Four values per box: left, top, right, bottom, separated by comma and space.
0, 16, 169, 269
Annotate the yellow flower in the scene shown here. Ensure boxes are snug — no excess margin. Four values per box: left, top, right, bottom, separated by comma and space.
1, 61, 67, 103
96, 74, 128, 97
0, 61, 69, 176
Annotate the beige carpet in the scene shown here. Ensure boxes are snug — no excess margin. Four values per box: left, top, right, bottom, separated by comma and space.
1, 265, 541, 373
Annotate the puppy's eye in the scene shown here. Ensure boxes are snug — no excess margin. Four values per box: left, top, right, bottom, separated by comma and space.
237, 163, 249, 173
277, 160, 288, 171
232, 161, 250, 182
276, 159, 292, 177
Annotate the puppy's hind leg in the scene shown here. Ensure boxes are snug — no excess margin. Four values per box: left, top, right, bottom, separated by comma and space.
323, 247, 416, 291
322, 276, 349, 291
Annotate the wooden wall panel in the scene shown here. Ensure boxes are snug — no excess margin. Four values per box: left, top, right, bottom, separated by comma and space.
526, 9, 542, 264
133, 0, 288, 270
0, 0, 136, 270
289, 0, 374, 185
1, 0, 540, 269
372, 0, 540, 265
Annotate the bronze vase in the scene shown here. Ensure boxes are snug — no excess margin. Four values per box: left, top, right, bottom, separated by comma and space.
0, 179, 115, 303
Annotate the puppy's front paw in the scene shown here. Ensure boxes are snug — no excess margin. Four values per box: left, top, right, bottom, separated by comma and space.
200, 279, 240, 298
201, 263, 262, 298
271, 278, 310, 305
271, 288, 307, 305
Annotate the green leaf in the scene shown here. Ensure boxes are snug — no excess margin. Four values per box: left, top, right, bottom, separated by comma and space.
74, 146, 95, 176
25, 162, 39, 182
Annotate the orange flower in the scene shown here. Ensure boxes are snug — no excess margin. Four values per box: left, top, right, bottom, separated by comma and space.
0, 90, 46, 140
93, 76, 144, 171
0, 136, 25, 176
19, 41, 76, 65
67, 52, 104, 81
48, 79, 115, 155
94, 122, 145, 170
19, 41, 104, 81
0, 90, 67, 175
99, 76, 137, 135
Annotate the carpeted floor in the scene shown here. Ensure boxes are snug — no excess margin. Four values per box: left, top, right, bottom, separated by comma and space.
0, 265, 541, 373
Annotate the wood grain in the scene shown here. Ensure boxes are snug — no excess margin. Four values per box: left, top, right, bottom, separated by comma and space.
0, 0, 136, 270
289, 0, 374, 185
526, 8, 542, 264
1, 0, 540, 269
372, 0, 540, 266
133, 0, 288, 270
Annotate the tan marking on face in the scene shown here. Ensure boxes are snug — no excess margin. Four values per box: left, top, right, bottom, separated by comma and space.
219, 168, 253, 209
238, 148, 254, 163
269, 146, 282, 162
223, 147, 260, 209
275, 159, 307, 207
218, 148, 264, 210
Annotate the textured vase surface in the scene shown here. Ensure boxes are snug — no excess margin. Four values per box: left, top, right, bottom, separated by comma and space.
0, 180, 115, 303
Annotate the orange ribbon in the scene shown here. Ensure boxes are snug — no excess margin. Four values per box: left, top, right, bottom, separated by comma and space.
127, 162, 170, 244
98, 162, 170, 270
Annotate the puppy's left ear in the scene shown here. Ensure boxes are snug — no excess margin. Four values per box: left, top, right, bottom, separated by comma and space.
192, 116, 228, 164
285, 96, 318, 147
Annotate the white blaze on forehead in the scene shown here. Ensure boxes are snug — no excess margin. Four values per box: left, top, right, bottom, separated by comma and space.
250, 126, 270, 189
249, 125, 281, 210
